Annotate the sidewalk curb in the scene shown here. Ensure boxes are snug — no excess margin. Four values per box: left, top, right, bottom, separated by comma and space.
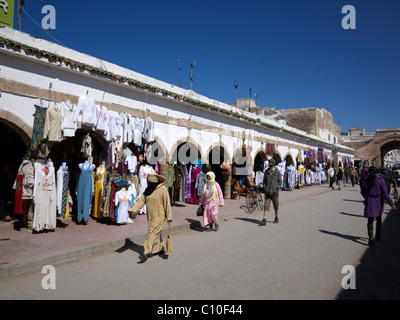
0, 186, 332, 279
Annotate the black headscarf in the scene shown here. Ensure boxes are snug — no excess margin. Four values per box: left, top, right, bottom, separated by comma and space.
144, 181, 159, 196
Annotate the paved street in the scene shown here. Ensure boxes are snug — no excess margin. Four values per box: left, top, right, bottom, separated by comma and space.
1, 184, 400, 300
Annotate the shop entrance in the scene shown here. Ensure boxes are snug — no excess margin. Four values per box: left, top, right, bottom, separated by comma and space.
46, 129, 108, 217
208, 146, 230, 198
0, 121, 29, 220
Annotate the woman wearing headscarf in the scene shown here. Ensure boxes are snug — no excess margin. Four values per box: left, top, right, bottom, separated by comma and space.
200, 171, 225, 232
129, 174, 172, 262
360, 166, 396, 246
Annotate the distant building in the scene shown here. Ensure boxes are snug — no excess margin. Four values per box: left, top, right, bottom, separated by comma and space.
229, 99, 341, 145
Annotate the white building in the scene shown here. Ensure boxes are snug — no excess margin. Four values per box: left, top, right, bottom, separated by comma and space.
0, 26, 354, 199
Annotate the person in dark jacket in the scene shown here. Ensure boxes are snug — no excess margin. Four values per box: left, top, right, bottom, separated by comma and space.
360, 166, 396, 246
259, 158, 282, 226
337, 167, 344, 190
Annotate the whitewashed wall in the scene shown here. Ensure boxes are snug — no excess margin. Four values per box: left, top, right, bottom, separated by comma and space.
0, 27, 354, 167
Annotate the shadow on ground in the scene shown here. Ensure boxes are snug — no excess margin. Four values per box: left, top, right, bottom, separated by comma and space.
335, 207, 400, 299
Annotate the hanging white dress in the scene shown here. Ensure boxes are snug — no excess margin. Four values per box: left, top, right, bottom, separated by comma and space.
61, 100, 77, 137
138, 164, 155, 214
33, 162, 57, 232
133, 117, 144, 146
115, 188, 133, 224
75, 95, 97, 127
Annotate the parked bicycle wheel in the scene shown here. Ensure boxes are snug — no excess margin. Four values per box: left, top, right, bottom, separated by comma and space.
246, 191, 256, 213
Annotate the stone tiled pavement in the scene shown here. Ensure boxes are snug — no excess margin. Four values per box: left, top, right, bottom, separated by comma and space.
0, 184, 331, 278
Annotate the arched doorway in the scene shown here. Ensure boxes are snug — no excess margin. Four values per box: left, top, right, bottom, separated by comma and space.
285, 153, 295, 167
0, 121, 28, 219
208, 145, 230, 198
170, 141, 202, 204
380, 140, 400, 169
46, 129, 108, 217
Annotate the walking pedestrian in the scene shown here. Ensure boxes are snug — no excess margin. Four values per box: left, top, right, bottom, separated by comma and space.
337, 167, 343, 190
259, 158, 282, 226
200, 171, 225, 232
360, 166, 396, 246
379, 169, 396, 195
129, 174, 172, 263
349, 166, 358, 187
328, 166, 336, 190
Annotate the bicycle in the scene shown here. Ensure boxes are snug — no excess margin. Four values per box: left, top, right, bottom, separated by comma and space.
246, 185, 264, 213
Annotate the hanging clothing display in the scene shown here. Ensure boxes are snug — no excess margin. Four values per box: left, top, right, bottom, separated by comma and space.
138, 164, 155, 214
143, 116, 155, 143
114, 187, 133, 224
75, 94, 97, 128
124, 148, 137, 174
93, 164, 107, 219
81, 133, 93, 158
13, 159, 35, 227
185, 165, 192, 203
61, 100, 77, 137
56, 165, 64, 216
106, 110, 121, 142
167, 164, 175, 204
56, 162, 69, 217
61, 166, 70, 218
31, 104, 47, 152
43, 104, 63, 142
190, 165, 200, 204
33, 161, 57, 232
133, 117, 144, 146
13, 174, 23, 214
95, 105, 109, 136
173, 164, 180, 202
179, 164, 187, 202
76, 161, 95, 224
121, 113, 134, 144
195, 171, 207, 198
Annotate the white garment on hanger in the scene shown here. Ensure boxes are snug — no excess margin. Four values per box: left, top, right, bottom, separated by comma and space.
33, 161, 57, 232
56, 166, 64, 216
133, 117, 144, 146
143, 116, 155, 143
95, 105, 109, 136
61, 100, 77, 137
138, 164, 155, 214
75, 95, 97, 127
44, 104, 63, 142
115, 188, 133, 224
106, 110, 121, 141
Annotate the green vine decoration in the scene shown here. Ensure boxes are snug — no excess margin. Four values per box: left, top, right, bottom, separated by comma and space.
0, 35, 353, 154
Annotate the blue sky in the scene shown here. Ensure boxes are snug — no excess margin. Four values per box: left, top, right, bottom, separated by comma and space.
14, 0, 400, 133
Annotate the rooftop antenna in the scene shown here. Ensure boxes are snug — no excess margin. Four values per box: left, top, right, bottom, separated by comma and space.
190, 60, 196, 91
233, 80, 239, 107
178, 59, 182, 88
248, 88, 252, 111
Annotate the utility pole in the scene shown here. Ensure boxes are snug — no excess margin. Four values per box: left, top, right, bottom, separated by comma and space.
190, 61, 195, 91
18, 0, 25, 31
178, 59, 182, 88
249, 88, 252, 111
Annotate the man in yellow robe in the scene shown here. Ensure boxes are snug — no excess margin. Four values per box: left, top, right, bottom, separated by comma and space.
129, 174, 172, 263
